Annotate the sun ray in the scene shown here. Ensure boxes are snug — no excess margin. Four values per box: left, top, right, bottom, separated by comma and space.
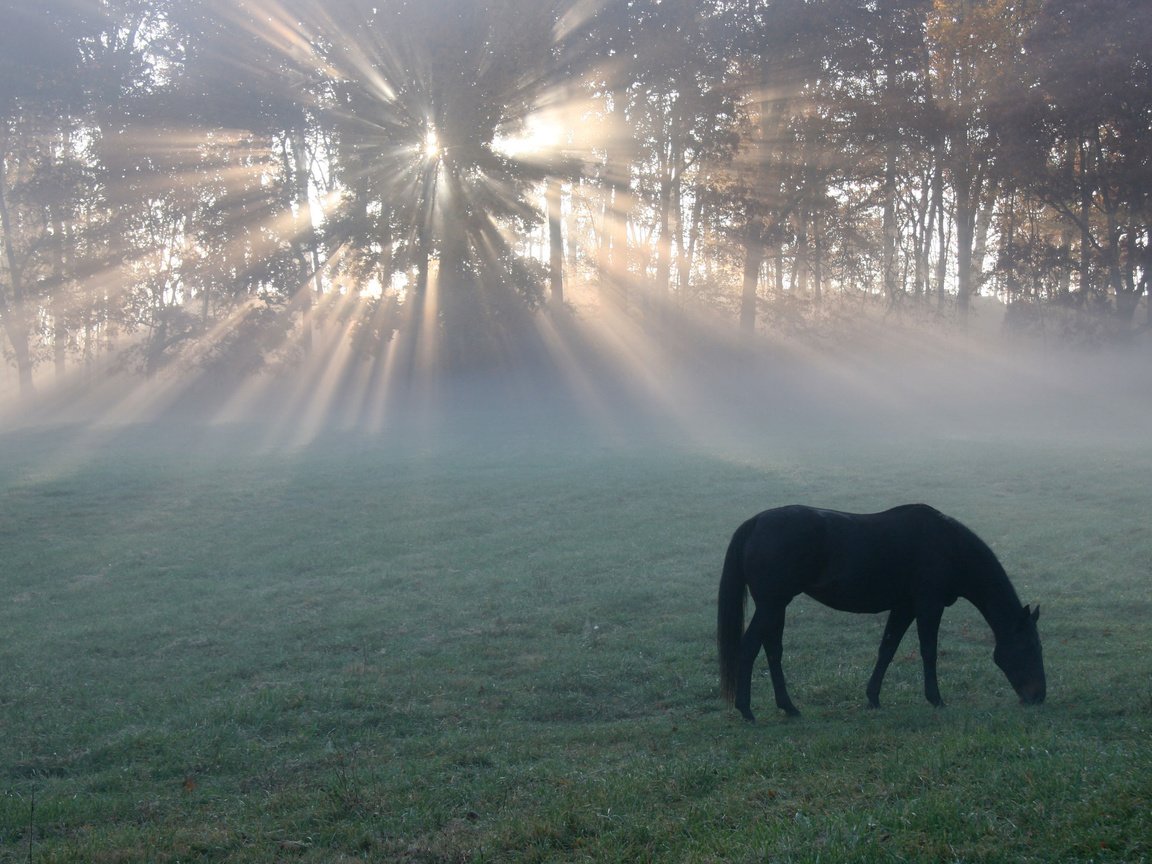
3, 0, 760, 448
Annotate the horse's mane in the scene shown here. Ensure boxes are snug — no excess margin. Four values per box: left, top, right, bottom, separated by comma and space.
939, 511, 1024, 617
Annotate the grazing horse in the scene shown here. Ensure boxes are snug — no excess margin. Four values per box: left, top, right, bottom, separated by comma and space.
717, 504, 1045, 721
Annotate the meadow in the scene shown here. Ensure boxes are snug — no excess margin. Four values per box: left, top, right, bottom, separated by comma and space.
0, 403, 1149, 862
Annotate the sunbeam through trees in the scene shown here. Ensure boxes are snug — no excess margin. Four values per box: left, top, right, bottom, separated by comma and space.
0, 0, 1149, 410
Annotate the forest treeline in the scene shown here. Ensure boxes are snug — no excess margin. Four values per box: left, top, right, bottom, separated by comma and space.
0, 0, 1149, 395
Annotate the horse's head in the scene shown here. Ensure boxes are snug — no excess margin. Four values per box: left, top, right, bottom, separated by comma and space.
994, 604, 1046, 705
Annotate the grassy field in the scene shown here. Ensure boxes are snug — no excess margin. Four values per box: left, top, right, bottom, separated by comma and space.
0, 413, 1149, 862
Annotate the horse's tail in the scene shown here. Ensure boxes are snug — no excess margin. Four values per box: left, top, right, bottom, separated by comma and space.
718, 517, 753, 704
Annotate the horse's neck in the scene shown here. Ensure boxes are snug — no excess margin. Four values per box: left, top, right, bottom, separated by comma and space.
962, 562, 1023, 641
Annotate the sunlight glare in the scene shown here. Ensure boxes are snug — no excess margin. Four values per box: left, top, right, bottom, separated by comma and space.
493, 114, 564, 159
421, 128, 441, 161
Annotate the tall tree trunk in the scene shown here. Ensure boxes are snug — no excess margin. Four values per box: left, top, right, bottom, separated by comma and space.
546, 177, 564, 309
812, 212, 824, 306
740, 204, 764, 334
51, 207, 71, 381
565, 184, 580, 273
2, 315, 35, 396
1093, 128, 1137, 321
971, 178, 996, 297
1056, 225, 1074, 301
681, 172, 705, 298
0, 149, 34, 397
955, 177, 975, 319
792, 208, 809, 296
653, 174, 673, 299
1143, 258, 1151, 329
881, 106, 900, 304
379, 204, 395, 291
401, 161, 438, 386
654, 98, 682, 300
920, 161, 938, 299
772, 230, 785, 296
952, 113, 978, 320
1078, 136, 1094, 299
439, 203, 470, 369
1105, 207, 1137, 320
934, 160, 949, 308
599, 89, 631, 308
672, 161, 688, 300
289, 126, 320, 353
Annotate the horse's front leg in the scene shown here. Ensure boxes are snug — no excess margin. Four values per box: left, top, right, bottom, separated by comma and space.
916, 608, 945, 707
866, 605, 915, 708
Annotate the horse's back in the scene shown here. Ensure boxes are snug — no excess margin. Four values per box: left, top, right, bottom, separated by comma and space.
741, 504, 957, 613
747, 503, 943, 549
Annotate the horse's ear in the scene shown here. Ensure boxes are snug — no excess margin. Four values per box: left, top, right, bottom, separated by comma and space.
1031, 605, 1040, 623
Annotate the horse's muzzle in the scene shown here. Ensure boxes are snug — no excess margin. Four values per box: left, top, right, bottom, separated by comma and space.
1018, 683, 1046, 705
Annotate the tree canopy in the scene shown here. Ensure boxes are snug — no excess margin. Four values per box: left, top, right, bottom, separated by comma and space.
1, 0, 1149, 399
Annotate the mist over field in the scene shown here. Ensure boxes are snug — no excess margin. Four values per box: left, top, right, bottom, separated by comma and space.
4, 297, 1149, 458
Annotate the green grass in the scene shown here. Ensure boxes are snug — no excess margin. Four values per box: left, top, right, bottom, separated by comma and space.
0, 417, 1149, 862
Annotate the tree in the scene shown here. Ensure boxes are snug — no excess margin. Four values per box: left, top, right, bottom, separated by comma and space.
1015, 0, 1152, 323
724, 0, 829, 333
626, 1, 737, 308
6, 0, 1152, 394
320, 0, 563, 369
926, 0, 1036, 320
0, 1, 101, 395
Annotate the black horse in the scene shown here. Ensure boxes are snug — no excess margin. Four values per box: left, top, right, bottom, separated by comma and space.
718, 504, 1045, 721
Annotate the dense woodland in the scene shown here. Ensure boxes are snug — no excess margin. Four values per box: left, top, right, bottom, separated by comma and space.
0, 0, 1149, 396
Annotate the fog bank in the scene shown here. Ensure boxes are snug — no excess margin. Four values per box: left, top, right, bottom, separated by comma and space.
2, 299, 1149, 455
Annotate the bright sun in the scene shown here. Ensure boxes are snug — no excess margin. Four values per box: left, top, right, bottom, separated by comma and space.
421, 128, 441, 161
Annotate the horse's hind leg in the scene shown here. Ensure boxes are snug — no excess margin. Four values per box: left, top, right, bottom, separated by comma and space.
762, 604, 801, 717
735, 603, 799, 721
742, 602, 800, 718
866, 606, 915, 708
734, 607, 767, 722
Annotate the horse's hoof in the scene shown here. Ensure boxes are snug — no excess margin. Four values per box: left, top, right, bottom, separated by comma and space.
866, 700, 881, 710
